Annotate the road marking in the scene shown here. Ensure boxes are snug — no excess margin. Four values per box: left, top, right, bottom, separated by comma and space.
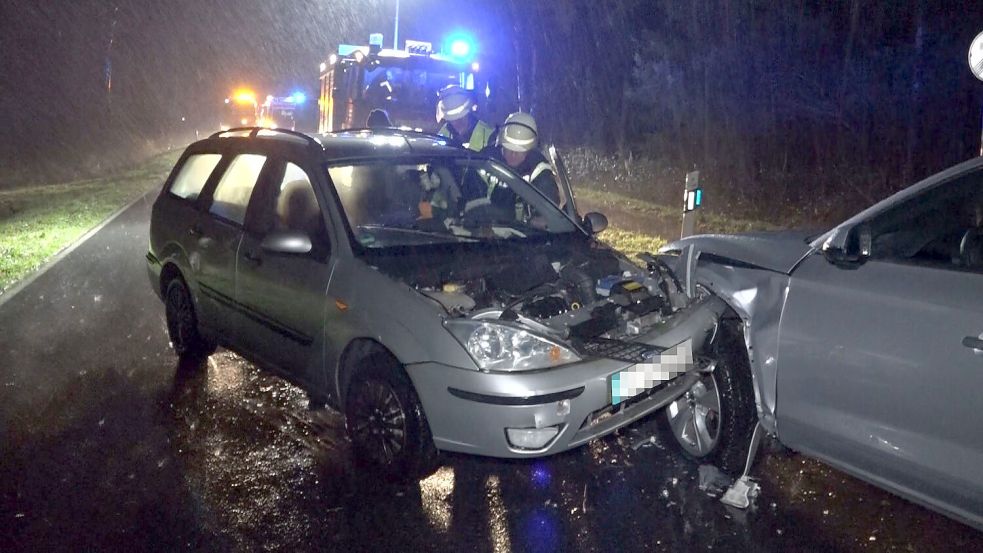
0, 188, 157, 310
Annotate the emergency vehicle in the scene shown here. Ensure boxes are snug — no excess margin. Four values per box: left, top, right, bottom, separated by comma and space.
318, 33, 483, 133
221, 89, 258, 130
258, 92, 306, 130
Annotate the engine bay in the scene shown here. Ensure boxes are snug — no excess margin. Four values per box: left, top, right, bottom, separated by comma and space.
368, 239, 689, 347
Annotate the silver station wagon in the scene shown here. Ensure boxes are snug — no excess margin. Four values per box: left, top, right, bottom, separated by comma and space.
146, 127, 725, 478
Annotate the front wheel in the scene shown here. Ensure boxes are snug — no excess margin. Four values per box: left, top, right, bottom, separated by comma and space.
662, 320, 757, 477
344, 354, 438, 482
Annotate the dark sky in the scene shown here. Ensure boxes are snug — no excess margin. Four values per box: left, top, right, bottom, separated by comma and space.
0, 0, 508, 164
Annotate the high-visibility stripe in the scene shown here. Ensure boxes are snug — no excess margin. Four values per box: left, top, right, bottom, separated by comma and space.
503, 134, 536, 147
443, 99, 472, 117
525, 162, 553, 183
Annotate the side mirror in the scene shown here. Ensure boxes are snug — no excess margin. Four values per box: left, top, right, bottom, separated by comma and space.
821, 224, 869, 267
583, 212, 608, 235
261, 230, 312, 255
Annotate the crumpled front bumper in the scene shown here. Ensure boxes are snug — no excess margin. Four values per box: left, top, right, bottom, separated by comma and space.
406, 295, 728, 458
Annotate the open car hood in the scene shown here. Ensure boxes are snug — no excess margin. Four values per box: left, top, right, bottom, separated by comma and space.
663, 231, 816, 275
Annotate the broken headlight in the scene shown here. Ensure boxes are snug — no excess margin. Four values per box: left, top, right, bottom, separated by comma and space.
445, 320, 580, 371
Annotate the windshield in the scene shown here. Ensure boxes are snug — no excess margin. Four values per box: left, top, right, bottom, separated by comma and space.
361, 62, 471, 112
327, 156, 579, 249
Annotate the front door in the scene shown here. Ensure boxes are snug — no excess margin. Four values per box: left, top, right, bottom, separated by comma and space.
235, 159, 334, 386
777, 167, 983, 522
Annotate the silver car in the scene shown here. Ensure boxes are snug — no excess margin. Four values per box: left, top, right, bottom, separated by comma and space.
147, 128, 725, 479
658, 156, 983, 529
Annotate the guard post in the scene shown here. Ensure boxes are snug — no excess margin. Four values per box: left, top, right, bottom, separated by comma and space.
681, 170, 703, 238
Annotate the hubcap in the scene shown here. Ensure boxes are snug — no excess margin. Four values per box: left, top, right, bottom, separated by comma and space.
349, 380, 407, 466
667, 374, 722, 457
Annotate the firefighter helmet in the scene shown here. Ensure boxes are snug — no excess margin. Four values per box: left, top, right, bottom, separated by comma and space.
436, 85, 473, 122
500, 112, 538, 152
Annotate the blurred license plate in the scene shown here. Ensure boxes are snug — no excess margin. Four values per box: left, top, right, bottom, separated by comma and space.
609, 339, 693, 406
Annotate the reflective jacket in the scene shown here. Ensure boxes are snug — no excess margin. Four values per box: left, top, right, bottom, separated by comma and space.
509, 149, 560, 205
437, 117, 496, 152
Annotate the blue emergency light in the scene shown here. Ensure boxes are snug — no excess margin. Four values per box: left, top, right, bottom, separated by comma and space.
291, 91, 306, 104
443, 33, 477, 62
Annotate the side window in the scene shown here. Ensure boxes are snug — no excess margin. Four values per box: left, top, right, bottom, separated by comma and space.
169, 153, 221, 200
209, 154, 267, 225
869, 168, 983, 271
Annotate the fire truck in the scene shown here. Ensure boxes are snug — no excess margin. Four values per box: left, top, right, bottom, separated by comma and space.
318, 33, 484, 133
220, 89, 258, 130
258, 92, 306, 130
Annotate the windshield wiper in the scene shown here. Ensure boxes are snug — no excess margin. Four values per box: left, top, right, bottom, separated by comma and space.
358, 224, 478, 243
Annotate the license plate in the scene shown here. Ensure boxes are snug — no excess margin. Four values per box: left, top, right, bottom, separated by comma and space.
610, 339, 693, 406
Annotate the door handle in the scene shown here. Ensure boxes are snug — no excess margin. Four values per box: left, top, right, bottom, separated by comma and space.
243, 250, 263, 265
963, 336, 983, 352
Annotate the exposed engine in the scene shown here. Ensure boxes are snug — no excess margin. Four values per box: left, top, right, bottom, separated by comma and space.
370, 241, 688, 344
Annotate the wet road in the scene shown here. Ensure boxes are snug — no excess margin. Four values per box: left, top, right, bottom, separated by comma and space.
1, 192, 981, 552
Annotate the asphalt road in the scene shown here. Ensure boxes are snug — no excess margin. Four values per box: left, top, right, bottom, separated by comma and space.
1, 191, 981, 552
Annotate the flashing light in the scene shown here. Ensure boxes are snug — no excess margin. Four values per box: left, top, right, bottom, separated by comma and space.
240, 117, 248, 125
290, 91, 306, 104
232, 89, 256, 104
329, 53, 337, 65
442, 32, 477, 62
224, 98, 230, 104
450, 40, 471, 58
320, 61, 327, 72
369, 33, 384, 48
471, 62, 480, 72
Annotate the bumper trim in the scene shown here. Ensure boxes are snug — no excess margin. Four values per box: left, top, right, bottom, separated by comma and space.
447, 386, 585, 406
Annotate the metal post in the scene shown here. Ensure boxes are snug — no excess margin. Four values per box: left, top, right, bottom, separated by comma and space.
393, 0, 400, 50
681, 170, 700, 238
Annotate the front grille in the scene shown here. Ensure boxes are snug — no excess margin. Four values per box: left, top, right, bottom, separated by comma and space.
579, 337, 665, 364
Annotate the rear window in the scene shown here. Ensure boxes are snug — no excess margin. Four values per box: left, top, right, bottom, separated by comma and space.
169, 153, 222, 200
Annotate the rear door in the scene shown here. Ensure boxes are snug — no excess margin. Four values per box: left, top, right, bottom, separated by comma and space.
777, 167, 983, 522
235, 155, 334, 384
195, 149, 270, 337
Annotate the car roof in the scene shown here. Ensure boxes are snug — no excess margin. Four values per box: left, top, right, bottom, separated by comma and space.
196, 127, 469, 163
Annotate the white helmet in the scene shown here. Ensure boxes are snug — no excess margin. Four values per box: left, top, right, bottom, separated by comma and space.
500, 112, 538, 152
436, 85, 473, 122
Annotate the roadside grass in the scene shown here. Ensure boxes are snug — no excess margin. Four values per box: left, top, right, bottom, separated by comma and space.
598, 228, 667, 261
576, 187, 779, 235
0, 151, 180, 293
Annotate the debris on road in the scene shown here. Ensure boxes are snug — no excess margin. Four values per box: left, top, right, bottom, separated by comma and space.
698, 464, 732, 495
720, 475, 761, 509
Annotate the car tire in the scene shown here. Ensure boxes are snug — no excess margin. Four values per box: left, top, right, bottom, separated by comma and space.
661, 319, 757, 477
344, 354, 438, 482
164, 278, 217, 361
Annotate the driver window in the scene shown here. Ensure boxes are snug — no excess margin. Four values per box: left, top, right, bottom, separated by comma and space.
868, 168, 983, 272
251, 161, 329, 257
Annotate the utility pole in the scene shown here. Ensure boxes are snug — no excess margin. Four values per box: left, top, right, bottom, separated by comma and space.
105, 5, 119, 113
393, 0, 400, 50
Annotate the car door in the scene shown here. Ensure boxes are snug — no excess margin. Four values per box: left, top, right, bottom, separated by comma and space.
234, 155, 334, 385
776, 167, 983, 522
195, 149, 271, 337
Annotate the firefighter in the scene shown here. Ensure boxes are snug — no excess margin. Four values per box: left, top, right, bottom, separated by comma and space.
436, 85, 495, 152
494, 112, 560, 205
366, 108, 392, 128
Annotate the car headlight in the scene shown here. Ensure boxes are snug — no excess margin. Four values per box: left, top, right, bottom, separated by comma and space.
444, 320, 580, 371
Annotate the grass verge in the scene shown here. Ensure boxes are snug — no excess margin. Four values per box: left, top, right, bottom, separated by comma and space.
0, 151, 181, 293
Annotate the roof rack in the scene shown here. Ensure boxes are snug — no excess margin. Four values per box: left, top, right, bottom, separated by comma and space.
209, 127, 324, 150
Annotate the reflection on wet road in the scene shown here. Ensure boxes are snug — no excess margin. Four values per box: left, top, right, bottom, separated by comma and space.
1, 194, 981, 551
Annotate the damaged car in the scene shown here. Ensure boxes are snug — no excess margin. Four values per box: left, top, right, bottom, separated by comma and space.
657, 156, 983, 529
147, 127, 728, 479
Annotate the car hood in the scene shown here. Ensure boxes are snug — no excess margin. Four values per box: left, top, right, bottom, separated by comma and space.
663, 230, 816, 274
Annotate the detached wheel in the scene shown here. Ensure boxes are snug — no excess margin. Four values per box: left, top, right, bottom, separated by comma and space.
344, 354, 437, 482
662, 320, 757, 477
164, 278, 216, 360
